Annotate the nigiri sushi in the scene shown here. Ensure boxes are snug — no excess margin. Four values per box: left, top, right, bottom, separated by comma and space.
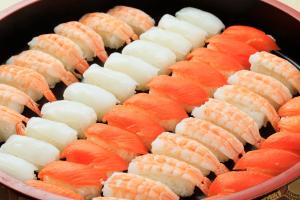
169, 61, 227, 96
228, 70, 292, 109
107, 6, 155, 35
250, 51, 300, 95
85, 123, 148, 161
102, 105, 164, 148
0, 152, 37, 181
25, 117, 77, 150
122, 40, 176, 74
158, 14, 207, 48
93, 198, 127, 200
7, 50, 78, 88
147, 75, 208, 112
214, 85, 280, 130
128, 154, 211, 196
104, 53, 159, 90
79, 12, 138, 49
54, 21, 108, 62
63, 83, 119, 121
124, 93, 188, 131
140, 27, 192, 60
278, 96, 300, 117
41, 100, 97, 138
278, 115, 300, 133
83, 64, 137, 102
175, 7, 225, 36
0, 135, 59, 169
39, 161, 107, 199
60, 140, 128, 172
175, 117, 245, 162
192, 98, 262, 147
151, 132, 228, 175
102, 172, 179, 200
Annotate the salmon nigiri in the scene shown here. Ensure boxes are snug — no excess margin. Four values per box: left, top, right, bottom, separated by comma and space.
207, 34, 257, 68
60, 140, 128, 172
102, 105, 165, 149
85, 123, 148, 161
39, 161, 107, 199
222, 25, 279, 51
186, 48, 244, 77
124, 93, 188, 131
170, 61, 227, 96
147, 75, 208, 112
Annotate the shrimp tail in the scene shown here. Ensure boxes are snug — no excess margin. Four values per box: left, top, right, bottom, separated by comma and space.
216, 164, 229, 175
61, 71, 79, 86
16, 122, 26, 135
26, 99, 41, 116
131, 33, 139, 41
75, 59, 89, 74
197, 177, 211, 196
44, 89, 57, 102
95, 49, 108, 63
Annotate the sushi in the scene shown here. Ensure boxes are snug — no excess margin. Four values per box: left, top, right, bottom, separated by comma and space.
0, 152, 37, 181
25, 117, 78, 150
122, 40, 176, 74
158, 14, 207, 48
140, 27, 192, 60
102, 172, 179, 200
83, 64, 137, 102
151, 132, 228, 175
175, 7, 225, 36
93, 198, 127, 200
0, 135, 59, 169
278, 96, 300, 117
63, 82, 119, 121
85, 123, 148, 161
104, 53, 159, 90
175, 117, 245, 162
128, 154, 211, 196
41, 100, 97, 138
278, 116, 300, 133
147, 75, 208, 112
7, 50, 78, 88
124, 93, 188, 131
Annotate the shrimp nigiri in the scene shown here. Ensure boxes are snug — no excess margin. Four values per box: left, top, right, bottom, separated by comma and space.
102, 105, 164, 149
147, 75, 208, 112
0, 84, 40, 115
7, 50, 78, 88
278, 96, 300, 117
85, 123, 148, 162
192, 98, 262, 147
80, 12, 138, 49
107, 6, 154, 35
0, 65, 56, 102
124, 93, 188, 131
28, 34, 89, 75
60, 140, 128, 172
54, 21, 108, 62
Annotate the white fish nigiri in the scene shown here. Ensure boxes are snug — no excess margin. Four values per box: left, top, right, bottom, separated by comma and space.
140, 27, 193, 61
0, 152, 38, 181
0, 135, 59, 169
122, 40, 176, 74
104, 53, 159, 90
63, 83, 119, 120
83, 64, 137, 102
158, 14, 207, 48
41, 100, 97, 138
25, 117, 78, 150
175, 7, 225, 36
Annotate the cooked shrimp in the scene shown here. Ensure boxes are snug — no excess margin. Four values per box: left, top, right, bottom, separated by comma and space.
94, 198, 127, 200
0, 105, 28, 140
214, 85, 280, 130
228, 70, 292, 109
192, 98, 262, 147
107, 6, 154, 35
278, 116, 300, 133
80, 12, 138, 49
102, 172, 179, 200
278, 96, 300, 117
28, 34, 89, 75
54, 21, 108, 62
175, 117, 245, 162
7, 50, 78, 88
0, 65, 56, 102
151, 132, 228, 175
128, 154, 211, 196
250, 51, 300, 95
0, 84, 40, 115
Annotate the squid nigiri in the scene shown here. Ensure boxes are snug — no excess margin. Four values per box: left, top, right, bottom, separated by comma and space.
278, 96, 300, 117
